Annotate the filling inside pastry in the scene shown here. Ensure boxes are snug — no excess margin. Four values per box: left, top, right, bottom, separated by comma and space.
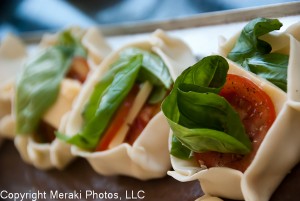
57, 47, 172, 151
94, 82, 162, 151
194, 74, 275, 172
162, 55, 279, 172
15, 30, 89, 143
163, 17, 289, 173
33, 58, 89, 143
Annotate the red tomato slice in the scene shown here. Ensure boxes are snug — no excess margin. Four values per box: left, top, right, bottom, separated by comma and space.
125, 103, 161, 145
95, 84, 139, 152
195, 74, 276, 172
35, 120, 56, 143
67, 56, 89, 83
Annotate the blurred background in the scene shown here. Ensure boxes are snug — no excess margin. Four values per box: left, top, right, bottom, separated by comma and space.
0, 0, 299, 39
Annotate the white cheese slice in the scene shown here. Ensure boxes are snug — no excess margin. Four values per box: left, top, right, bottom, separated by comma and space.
42, 79, 81, 129
108, 81, 153, 149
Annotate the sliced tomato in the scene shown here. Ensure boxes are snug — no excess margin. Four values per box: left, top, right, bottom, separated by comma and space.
67, 56, 89, 83
35, 120, 56, 143
195, 74, 276, 172
125, 102, 161, 145
95, 84, 140, 152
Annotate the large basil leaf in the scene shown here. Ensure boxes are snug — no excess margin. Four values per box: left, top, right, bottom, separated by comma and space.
16, 47, 71, 133
57, 55, 143, 149
162, 55, 252, 159
82, 59, 130, 124
16, 30, 86, 134
162, 55, 229, 125
227, 17, 288, 91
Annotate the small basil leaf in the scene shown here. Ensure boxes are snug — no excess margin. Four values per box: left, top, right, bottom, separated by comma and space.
147, 86, 168, 104
120, 47, 172, 89
228, 18, 282, 64
58, 30, 87, 58
227, 17, 288, 91
177, 55, 228, 89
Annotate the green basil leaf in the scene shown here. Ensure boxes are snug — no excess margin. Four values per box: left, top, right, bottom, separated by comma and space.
147, 86, 168, 104
170, 121, 251, 155
120, 47, 172, 89
82, 59, 130, 123
162, 55, 229, 124
58, 55, 143, 150
176, 55, 228, 89
170, 135, 192, 160
16, 46, 74, 134
16, 30, 87, 134
227, 18, 282, 64
57, 30, 87, 58
247, 53, 288, 91
227, 17, 288, 91
177, 90, 251, 153
119, 47, 173, 104
162, 55, 252, 157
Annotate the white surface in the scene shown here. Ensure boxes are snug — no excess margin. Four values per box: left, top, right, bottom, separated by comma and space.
107, 15, 300, 57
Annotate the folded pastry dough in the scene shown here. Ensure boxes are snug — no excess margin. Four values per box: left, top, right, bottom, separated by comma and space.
1, 27, 111, 169
168, 23, 300, 201
0, 81, 15, 139
58, 29, 196, 180
0, 34, 27, 141
195, 195, 224, 201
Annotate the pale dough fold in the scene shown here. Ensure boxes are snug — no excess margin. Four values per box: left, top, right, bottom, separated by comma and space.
0, 34, 27, 143
0, 27, 111, 169
59, 29, 196, 180
0, 81, 15, 139
195, 195, 224, 201
168, 23, 300, 201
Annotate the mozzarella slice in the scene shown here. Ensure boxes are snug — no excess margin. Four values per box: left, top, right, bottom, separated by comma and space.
42, 79, 81, 129
108, 81, 153, 149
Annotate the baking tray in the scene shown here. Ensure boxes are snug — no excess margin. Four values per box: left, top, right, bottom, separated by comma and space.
1, 2, 300, 201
